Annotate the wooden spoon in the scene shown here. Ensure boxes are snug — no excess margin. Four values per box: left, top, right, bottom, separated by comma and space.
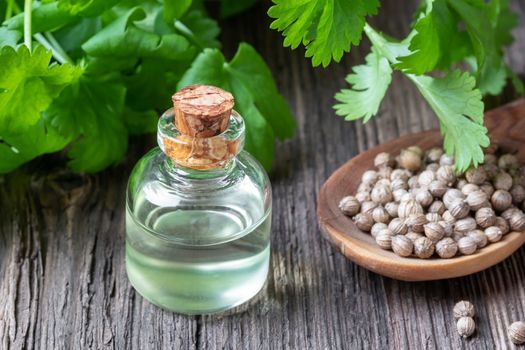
317, 99, 525, 281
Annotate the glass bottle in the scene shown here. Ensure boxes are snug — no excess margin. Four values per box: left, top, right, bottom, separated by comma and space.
125, 85, 272, 315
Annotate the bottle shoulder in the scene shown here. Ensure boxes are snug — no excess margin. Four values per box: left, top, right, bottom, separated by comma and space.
127, 147, 271, 217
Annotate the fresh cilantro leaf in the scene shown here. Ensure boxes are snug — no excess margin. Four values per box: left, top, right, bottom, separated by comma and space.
178, 43, 295, 169
123, 108, 158, 135
164, 0, 192, 22
6, 2, 78, 33
175, 10, 221, 49
268, 0, 379, 67
0, 118, 71, 173
334, 47, 392, 121
396, 0, 457, 74
409, 71, 488, 171
0, 28, 21, 47
44, 76, 128, 172
57, 0, 121, 17
53, 17, 101, 59
82, 7, 196, 60
447, 0, 506, 95
487, 0, 518, 47
0, 45, 81, 132
220, 0, 259, 18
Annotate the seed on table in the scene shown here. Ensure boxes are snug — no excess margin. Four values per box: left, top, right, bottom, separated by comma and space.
457, 317, 476, 338
339, 196, 360, 216
436, 237, 458, 258
453, 300, 475, 319
485, 226, 503, 243
467, 230, 488, 248
391, 235, 414, 257
414, 236, 435, 258
457, 237, 477, 255
508, 321, 525, 345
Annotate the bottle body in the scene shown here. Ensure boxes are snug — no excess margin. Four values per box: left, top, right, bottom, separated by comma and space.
125, 148, 271, 314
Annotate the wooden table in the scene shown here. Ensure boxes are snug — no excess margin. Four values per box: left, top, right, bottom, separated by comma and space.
1, 1, 525, 349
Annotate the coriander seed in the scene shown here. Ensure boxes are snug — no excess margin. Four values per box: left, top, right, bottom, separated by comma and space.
437, 165, 456, 185
494, 172, 513, 191
406, 214, 427, 233
371, 223, 388, 237
510, 184, 525, 203
424, 222, 445, 241
415, 188, 433, 207
457, 236, 477, 255
398, 199, 423, 218
466, 190, 488, 211
428, 201, 446, 215
491, 190, 512, 212
418, 170, 436, 187
449, 199, 470, 219
354, 213, 374, 232
429, 180, 447, 197
454, 217, 477, 233
397, 149, 421, 171
388, 218, 408, 235
360, 201, 378, 214
509, 212, 525, 231
339, 196, 360, 216
355, 191, 371, 203
414, 236, 435, 258
467, 230, 488, 248
385, 202, 399, 218
436, 237, 458, 258
453, 300, 475, 319
371, 185, 393, 204
457, 317, 476, 338
465, 167, 487, 185
439, 154, 455, 166
475, 207, 496, 228
372, 206, 390, 223
374, 152, 394, 168
508, 321, 525, 345
498, 153, 519, 169
375, 229, 394, 250
494, 216, 510, 235
361, 170, 379, 185
391, 235, 414, 257
485, 226, 503, 243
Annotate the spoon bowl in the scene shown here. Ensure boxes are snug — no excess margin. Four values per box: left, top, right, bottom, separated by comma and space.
317, 99, 525, 281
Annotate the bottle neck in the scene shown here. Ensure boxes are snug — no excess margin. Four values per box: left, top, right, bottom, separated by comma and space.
157, 108, 245, 172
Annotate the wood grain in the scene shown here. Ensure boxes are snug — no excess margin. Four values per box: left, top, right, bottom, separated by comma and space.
0, 1, 524, 349
318, 100, 525, 281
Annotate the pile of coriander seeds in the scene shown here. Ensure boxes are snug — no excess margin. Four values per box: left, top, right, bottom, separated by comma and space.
339, 145, 525, 259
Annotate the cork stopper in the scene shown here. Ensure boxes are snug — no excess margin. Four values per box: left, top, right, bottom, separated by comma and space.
172, 85, 234, 137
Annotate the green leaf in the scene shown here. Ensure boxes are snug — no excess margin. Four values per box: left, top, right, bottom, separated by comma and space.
57, 0, 121, 17
0, 118, 71, 173
164, 0, 192, 22
334, 47, 392, 122
219, 0, 259, 18
409, 71, 488, 171
6, 2, 78, 33
447, 0, 506, 95
44, 76, 128, 172
0, 27, 21, 47
178, 43, 295, 169
268, 0, 379, 67
0, 45, 81, 132
175, 10, 221, 49
53, 17, 101, 58
123, 107, 158, 135
82, 7, 196, 60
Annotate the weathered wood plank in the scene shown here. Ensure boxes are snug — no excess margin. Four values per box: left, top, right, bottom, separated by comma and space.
0, 1, 524, 349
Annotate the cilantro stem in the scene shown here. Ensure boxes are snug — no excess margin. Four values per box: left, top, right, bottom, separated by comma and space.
44, 32, 74, 64
174, 20, 205, 50
34, 34, 71, 64
5, 0, 14, 20
23, 0, 32, 51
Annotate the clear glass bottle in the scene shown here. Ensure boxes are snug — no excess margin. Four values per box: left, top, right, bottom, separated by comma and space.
125, 85, 272, 315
